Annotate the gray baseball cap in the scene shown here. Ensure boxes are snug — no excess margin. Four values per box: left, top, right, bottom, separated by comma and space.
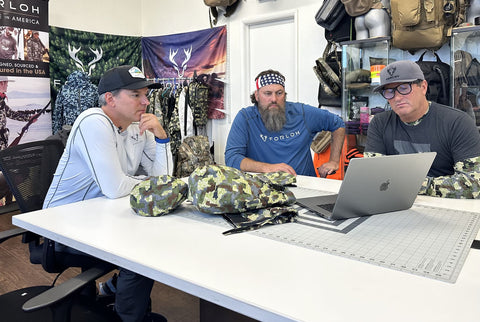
373, 60, 425, 92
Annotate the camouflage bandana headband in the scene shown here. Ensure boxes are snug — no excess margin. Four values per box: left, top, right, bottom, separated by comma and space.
256, 73, 285, 90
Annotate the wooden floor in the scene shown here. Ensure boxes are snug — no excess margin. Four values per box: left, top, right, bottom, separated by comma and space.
0, 208, 200, 322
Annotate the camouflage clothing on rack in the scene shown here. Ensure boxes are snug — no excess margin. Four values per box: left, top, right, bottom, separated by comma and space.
187, 79, 209, 127
53, 71, 98, 134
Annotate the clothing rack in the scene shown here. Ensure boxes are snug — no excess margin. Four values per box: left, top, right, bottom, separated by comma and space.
148, 77, 194, 84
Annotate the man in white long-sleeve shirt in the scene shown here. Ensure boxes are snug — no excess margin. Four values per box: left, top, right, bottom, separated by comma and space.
44, 65, 172, 322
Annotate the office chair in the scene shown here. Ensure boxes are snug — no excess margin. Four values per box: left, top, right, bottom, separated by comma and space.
0, 139, 118, 322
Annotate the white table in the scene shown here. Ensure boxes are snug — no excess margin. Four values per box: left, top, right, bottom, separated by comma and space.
12, 176, 480, 322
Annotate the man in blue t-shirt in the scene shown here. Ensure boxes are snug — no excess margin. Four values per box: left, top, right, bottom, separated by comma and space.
365, 60, 480, 199
225, 69, 345, 177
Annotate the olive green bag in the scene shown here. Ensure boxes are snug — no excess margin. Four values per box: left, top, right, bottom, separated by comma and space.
130, 175, 188, 217
188, 165, 298, 235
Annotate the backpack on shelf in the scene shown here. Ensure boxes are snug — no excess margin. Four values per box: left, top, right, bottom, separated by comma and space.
340, 0, 374, 17
390, 0, 467, 52
453, 50, 480, 119
316, 0, 356, 43
315, 0, 346, 31
416, 51, 451, 106
204, 0, 240, 27
314, 41, 342, 107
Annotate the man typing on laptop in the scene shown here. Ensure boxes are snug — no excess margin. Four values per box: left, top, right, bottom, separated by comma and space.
365, 60, 480, 199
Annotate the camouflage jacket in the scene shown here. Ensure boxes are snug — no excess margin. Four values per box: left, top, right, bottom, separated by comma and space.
53, 71, 98, 134
365, 152, 480, 199
26, 37, 46, 61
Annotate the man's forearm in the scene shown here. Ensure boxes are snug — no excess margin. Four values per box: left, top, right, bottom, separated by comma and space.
240, 157, 270, 173
329, 127, 346, 163
240, 157, 296, 175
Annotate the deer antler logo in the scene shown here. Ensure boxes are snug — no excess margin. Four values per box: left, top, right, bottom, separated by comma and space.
68, 44, 104, 75
169, 46, 192, 78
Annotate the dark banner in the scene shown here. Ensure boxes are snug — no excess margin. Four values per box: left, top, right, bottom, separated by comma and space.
0, 0, 50, 150
49, 26, 142, 99
142, 26, 227, 119
0, 0, 50, 207
0, 0, 49, 77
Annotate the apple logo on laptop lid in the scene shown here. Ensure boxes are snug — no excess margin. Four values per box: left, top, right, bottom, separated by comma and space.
379, 179, 390, 191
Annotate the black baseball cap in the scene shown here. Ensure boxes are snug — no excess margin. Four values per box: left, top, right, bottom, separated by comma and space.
98, 65, 161, 94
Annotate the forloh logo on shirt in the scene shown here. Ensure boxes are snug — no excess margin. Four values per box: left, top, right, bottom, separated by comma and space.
259, 130, 301, 142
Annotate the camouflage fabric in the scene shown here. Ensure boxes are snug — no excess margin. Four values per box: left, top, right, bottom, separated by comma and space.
130, 175, 188, 217
222, 206, 297, 235
258, 171, 297, 186
0, 97, 38, 150
53, 71, 98, 134
187, 80, 209, 126
26, 36, 47, 61
365, 152, 480, 199
176, 135, 214, 178
420, 157, 480, 199
188, 164, 297, 214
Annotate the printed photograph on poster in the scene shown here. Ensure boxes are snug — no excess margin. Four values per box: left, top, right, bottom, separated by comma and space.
0, 26, 22, 60
0, 26, 49, 62
0, 26, 49, 77
23, 29, 49, 62
0, 76, 51, 149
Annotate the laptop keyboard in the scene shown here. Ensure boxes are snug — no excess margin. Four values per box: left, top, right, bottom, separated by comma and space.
317, 203, 335, 212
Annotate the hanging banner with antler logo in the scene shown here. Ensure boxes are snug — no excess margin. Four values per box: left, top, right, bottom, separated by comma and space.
49, 26, 142, 129
142, 25, 227, 119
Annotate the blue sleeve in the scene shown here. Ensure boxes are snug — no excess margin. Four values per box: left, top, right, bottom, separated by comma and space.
303, 104, 345, 133
224, 110, 248, 169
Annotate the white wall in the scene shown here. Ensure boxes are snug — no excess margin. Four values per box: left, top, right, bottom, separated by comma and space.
49, 0, 142, 35
49, 0, 327, 165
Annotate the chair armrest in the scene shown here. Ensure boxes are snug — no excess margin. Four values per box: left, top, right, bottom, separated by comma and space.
22, 262, 114, 312
0, 227, 26, 244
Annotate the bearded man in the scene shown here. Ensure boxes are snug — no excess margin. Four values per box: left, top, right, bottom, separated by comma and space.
225, 69, 345, 177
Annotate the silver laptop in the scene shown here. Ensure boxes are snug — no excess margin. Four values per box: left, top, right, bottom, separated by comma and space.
296, 152, 436, 221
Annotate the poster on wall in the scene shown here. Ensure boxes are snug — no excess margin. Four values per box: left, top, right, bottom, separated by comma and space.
49, 26, 142, 133
142, 25, 227, 119
0, 0, 51, 149
0, 0, 50, 208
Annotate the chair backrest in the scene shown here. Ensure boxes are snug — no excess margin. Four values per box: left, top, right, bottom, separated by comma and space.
0, 140, 64, 213
0, 139, 102, 273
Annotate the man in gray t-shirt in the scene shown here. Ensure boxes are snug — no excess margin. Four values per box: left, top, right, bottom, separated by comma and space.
365, 60, 480, 199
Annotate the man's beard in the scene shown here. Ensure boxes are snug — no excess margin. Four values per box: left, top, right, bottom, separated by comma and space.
259, 103, 286, 132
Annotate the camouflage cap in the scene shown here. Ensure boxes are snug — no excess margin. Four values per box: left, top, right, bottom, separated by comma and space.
130, 175, 188, 217
188, 165, 296, 214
